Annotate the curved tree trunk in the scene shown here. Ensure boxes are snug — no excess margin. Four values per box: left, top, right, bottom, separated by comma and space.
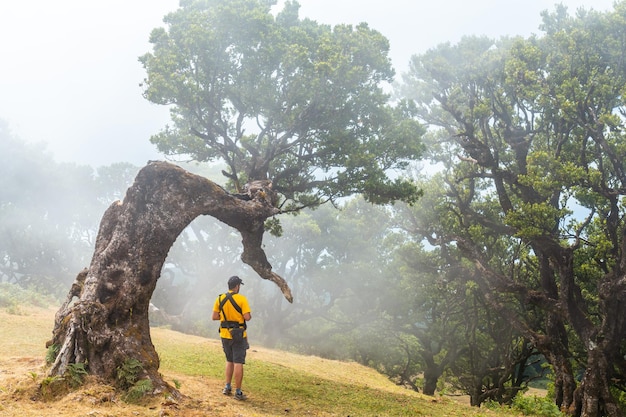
46, 161, 292, 395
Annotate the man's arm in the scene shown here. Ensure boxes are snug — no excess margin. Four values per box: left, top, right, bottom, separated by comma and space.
241, 296, 251, 321
212, 295, 221, 321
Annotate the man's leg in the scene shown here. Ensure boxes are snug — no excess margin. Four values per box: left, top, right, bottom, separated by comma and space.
231, 339, 248, 400
225, 361, 234, 385
234, 363, 244, 390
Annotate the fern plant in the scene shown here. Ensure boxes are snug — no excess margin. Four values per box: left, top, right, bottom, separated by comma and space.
45, 344, 60, 365
40, 375, 65, 400
66, 362, 88, 388
123, 379, 154, 403
116, 358, 144, 390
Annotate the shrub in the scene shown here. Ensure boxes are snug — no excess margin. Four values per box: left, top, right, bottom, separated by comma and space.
0, 283, 54, 310
511, 395, 563, 417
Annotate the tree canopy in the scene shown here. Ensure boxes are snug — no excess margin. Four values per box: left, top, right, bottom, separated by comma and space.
139, 0, 423, 210
30, 1, 626, 414
398, 3, 626, 416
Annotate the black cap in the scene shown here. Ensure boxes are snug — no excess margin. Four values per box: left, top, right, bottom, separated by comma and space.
228, 275, 244, 289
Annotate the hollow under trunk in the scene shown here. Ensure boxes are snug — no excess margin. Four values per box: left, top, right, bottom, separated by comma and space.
46, 161, 292, 395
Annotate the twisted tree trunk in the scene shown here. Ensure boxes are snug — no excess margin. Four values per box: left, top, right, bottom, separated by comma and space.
46, 161, 292, 395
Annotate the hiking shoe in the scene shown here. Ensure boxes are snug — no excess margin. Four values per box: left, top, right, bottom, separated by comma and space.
222, 387, 232, 395
234, 391, 247, 401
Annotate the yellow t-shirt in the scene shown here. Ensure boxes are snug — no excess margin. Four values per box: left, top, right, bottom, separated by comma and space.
213, 291, 251, 339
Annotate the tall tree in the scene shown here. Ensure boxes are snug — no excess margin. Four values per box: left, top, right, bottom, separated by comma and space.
389, 176, 540, 402
399, 3, 626, 416
48, 0, 423, 396
139, 0, 422, 209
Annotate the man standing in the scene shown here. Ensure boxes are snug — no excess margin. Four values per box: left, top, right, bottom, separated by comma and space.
212, 275, 252, 400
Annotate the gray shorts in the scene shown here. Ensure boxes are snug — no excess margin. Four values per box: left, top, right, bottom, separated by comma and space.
221, 337, 249, 364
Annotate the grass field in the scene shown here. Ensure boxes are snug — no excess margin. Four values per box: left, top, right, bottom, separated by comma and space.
0, 305, 548, 416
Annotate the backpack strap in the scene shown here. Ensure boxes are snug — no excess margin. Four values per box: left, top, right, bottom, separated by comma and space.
219, 292, 243, 314
218, 293, 247, 329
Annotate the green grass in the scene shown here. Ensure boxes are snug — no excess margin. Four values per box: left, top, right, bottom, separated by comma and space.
247, 366, 422, 416
152, 328, 539, 417
0, 304, 551, 417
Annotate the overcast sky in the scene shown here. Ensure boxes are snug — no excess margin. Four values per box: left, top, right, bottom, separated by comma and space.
0, 0, 617, 167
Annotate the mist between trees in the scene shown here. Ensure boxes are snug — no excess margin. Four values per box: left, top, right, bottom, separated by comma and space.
3, 1, 626, 416
0, 117, 620, 414
0, 125, 541, 407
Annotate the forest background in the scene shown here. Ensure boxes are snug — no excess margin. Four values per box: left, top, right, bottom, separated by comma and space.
2, 1, 626, 416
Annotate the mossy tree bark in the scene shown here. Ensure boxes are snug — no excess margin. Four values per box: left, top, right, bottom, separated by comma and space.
46, 161, 292, 395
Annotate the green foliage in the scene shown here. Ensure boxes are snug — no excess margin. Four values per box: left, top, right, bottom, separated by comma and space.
140, 0, 423, 209
264, 216, 283, 237
504, 202, 569, 239
399, 3, 626, 411
45, 344, 60, 365
0, 283, 54, 312
116, 358, 144, 390
509, 395, 563, 417
123, 379, 154, 403
39, 375, 66, 400
38, 362, 87, 398
65, 362, 88, 388
115, 358, 155, 403
610, 384, 626, 413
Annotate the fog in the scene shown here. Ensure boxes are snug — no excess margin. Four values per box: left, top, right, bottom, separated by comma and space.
0, 0, 619, 381
0, 0, 614, 166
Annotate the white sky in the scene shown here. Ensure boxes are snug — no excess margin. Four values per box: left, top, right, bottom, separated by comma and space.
0, 0, 617, 166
